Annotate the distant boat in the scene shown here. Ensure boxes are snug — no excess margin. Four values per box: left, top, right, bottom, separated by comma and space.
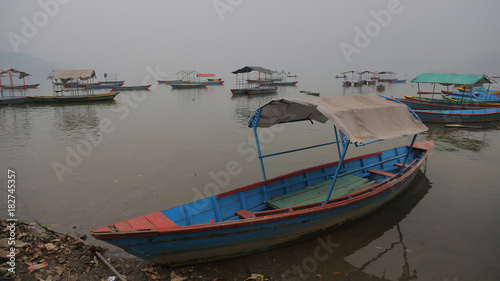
231, 66, 279, 95
335, 75, 347, 79
158, 80, 187, 84
86, 83, 123, 89
170, 83, 207, 89
0, 96, 30, 105
110, 85, 151, 91
300, 90, 320, 96
197, 73, 224, 85
246, 87, 278, 94
1, 83, 40, 89
39, 69, 120, 103
29, 92, 119, 103
388, 79, 406, 83
257, 81, 298, 86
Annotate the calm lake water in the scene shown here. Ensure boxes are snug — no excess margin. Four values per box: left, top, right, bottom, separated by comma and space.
1, 76, 499, 280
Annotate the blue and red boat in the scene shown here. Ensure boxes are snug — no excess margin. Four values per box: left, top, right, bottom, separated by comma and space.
110, 85, 151, 91
91, 94, 434, 266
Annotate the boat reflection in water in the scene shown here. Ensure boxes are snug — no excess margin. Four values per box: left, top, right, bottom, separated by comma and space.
425, 123, 497, 153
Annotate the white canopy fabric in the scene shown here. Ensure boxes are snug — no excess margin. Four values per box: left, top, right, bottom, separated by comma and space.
252, 94, 428, 144
50, 70, 96, 83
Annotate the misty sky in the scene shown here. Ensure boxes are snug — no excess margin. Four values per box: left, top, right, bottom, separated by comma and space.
1, 0, 500, 79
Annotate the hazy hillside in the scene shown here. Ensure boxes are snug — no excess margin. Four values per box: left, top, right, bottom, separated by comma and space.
0, 49, 56, 81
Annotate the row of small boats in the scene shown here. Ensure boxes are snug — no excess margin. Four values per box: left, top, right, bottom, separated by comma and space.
396, 73, 500, 123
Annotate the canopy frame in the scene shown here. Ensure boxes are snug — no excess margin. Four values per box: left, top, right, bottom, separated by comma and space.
247, 95, 426, 204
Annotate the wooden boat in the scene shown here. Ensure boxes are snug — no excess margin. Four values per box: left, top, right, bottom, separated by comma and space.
475, 87, 500, 94
300, 90, 320, 96
413, 107, 500, 123
197, 73, 224, 85
1, 83, 40, 89
86, 83, 123, 89
376, 84, 385, 91
170, 83, 207, 89
28, 92, 119, 103
258, 81, 298, 86
441, 90, 500, 103
397, 95, 500, 110
335, 75, 347, 79
389, 79, 406, 83
230, 89, 249, 95
110, 85, 151, 91
231, 66, 278, 95
0, 96, 30, 105
91, 94, 434, 266
246, 87, 277, 95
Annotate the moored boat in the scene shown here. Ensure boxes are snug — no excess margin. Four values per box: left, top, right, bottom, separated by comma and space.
231, 66, 278, 95
91, 94, 434, 266
110, 85, 151, 91
398, 95, 500, 110
33, 69, 120, 103
170, 83, 207, 89
413, 108, 500, 123
28, 92, 119, 103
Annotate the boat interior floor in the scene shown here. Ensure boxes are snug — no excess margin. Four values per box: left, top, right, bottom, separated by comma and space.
264, 174, 378, 210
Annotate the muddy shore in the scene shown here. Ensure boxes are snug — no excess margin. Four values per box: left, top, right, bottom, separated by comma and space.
0, 219, 276, 281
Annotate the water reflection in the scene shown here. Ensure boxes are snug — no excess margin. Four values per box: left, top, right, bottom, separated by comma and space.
203, 170, 431, 281
0, 106, 33, 148
231, 94, 277, 126
425, 123, 496, 152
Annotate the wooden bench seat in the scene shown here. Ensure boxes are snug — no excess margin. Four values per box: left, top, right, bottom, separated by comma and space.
367, 169, 396, 178
265, 174, 377, 209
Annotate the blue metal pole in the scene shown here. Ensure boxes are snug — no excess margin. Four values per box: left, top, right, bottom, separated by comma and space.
324, 140, 350, 204
397, 134, 417, 176
253, 125, 267, 181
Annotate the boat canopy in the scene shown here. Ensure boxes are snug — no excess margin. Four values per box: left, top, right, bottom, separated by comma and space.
249, 94, 428, 145
411, 73, 496, 86
0, 68, 31, 78
197, 73, 215, 77
232, 66, 274, 74
50, 70, 96, 83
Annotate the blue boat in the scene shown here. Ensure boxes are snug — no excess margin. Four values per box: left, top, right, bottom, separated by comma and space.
170, 83, 207, 89
110, 85, 151, 91
86, 83, 123, 89
91, 94, 434, 266
442, 90, 500, 103
414, 107, 500, 123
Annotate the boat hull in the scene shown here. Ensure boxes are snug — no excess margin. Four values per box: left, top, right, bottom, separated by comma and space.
414, 108, 500, 123
28, 92, 119, 103
110, 85, 151, 90
170, 83, 207, 89
398, 96, 499, 110
92, 141, 434, 266
0, 96, 29, 105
